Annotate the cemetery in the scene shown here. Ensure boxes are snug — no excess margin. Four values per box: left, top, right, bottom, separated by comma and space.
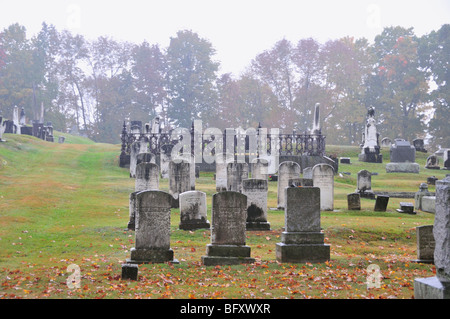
0, 126, 448, 299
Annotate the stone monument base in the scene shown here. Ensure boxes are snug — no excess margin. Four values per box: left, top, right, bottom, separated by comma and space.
358, 153, 382, 163
127, 247, 179, 264
386, 162, 420, 173
246, 221, 271, 231
276, 231, 330, 263
179, 220, 211, 230
414, 277, 450, 299
201, 244, 255, 266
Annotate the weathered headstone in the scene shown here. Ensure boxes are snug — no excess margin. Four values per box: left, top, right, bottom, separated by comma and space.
425, 155, 440, 170
356, 169, 375, 199
276, 187, 330, 263
412, 225, 435, 264
127, 191, 139, 231
127, 190, 178, 264
0, 116, 6, 142
415, 183, 432, 211
251, 158, 269, 180
312, 163, 334, 211
201, 192, 255, 266
226, 162, 249, 193
160, 144, 173, 178
129, 140, 141, 178
58, 136, 65, 144
374, 195, 389, 212
414, 176, 450, 299
136, 152, 155, 166
215, 154, 233, 192
277, 161, 301, 209
381, 137, 392, 148
179, 191, 210, 230
169, 161, 191, 208
303, 167, 313, 179
396, 202, 416, 214
135, 162, 159, 192
242, 179, 270, 230
347, 193, 361, 210
340, 157, 351, 164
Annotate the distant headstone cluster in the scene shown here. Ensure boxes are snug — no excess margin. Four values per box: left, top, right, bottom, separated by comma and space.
0, 105, 58, 143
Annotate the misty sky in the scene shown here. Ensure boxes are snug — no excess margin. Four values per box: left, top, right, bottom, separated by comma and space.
1, 0, 449, 76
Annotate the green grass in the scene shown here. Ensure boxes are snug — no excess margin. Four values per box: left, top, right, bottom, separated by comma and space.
0, 134, 440, 299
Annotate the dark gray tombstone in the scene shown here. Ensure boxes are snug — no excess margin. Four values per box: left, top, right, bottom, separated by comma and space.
347, 193, 361, 210
127, 190, 178, 264
427, 176, 438, 185
374, 195, 389, 212
201, 192, 255, 266
121, 264, 138, 281
390, 139, 416, 163
276, 187, 330, 263
396, 202, 416, 214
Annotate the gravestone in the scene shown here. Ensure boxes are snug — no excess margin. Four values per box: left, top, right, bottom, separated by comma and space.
415, 176, 450, 299
58, 136, 65, 144
374, 195, 389, 212
215, 154, 233, 192
413, 138, 427, 153
136, 152, 155, 166
160, 144, 173, 178
242, 179, 270, 230
396, 202, 416, 214
288, 178, 313, 187
121, 263, 138, 281
201, 192, 255, 266
412, 225, 435, 264
312, 163, 334, 211
356, 170, 375, 199
0, 116, 6, 142
381, 137, 392, 148
425, 155, 440, 170
340, 157, 351, 164
276, 187, 330, 263
179, 191, 210, 230
303, 167, 313, 179
129, 140, 141, 178
251, 158, 269, 180
127, 191, 139, 231
126, 190, 178, 264
277, 161, 301, 209
415, 183, 432, 211
444, 150, 450, 170
347, 193, 361, 210
386, 139, 419, 173
226, 162, 249, 193
135, 162, 159, 192
169, 161, 191, 208
427, 176, 438, 185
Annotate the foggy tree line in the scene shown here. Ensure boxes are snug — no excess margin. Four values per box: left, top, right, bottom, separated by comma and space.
0, 22, 448, 147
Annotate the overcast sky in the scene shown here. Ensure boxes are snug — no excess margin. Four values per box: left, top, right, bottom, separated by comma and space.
1, 0, 449, 76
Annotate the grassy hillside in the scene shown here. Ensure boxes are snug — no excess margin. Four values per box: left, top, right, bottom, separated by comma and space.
0, 134, 442, 299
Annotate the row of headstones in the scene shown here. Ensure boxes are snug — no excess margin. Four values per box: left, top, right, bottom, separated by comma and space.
217, 159, 335, 212
122, 186, 330, 280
